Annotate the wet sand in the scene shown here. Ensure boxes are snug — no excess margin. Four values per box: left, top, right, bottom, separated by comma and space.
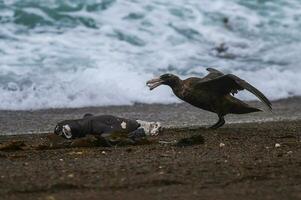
0, 98, 301, 200
0, 97, 301, 135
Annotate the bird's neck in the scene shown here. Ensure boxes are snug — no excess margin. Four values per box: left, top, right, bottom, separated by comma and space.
169, 79, 183, 97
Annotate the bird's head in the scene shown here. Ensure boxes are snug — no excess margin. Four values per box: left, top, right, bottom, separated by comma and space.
146, 73, 180, 90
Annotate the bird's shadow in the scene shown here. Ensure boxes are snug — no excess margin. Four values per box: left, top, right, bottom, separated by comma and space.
176, 134, 205, 147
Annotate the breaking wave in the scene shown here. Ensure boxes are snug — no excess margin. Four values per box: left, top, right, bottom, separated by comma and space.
0, 0, 301, 110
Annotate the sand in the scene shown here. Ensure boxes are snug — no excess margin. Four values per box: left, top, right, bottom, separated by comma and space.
0, 97, 301, 200
1, 97, 301, 135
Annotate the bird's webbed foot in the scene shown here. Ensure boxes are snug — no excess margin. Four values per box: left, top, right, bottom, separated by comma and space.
208, 116, 225, 129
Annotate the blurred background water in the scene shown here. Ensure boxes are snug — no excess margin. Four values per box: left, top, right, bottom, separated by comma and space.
0, 0, 300, 110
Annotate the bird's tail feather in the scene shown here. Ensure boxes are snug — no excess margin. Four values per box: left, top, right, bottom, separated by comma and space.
231, 106, 262, 114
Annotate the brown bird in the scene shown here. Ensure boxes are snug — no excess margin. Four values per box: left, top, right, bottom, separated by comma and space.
146, 68, 272, 129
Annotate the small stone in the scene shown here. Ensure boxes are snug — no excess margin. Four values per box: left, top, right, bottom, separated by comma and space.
219, 143, 225, 147
275, 143, 281, 148
101, 151, 106, 154
59, 158, 64, 161
67, 174, 74, 178
45, 196, 56, 200
287, 151, 293, 154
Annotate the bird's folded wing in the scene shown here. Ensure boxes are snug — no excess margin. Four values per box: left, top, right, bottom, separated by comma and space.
196, 74, 272, 110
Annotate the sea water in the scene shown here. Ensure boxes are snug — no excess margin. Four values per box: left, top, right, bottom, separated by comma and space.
0, 0, 300, 110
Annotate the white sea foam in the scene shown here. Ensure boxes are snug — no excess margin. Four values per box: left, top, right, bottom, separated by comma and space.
0, 0, 300, 110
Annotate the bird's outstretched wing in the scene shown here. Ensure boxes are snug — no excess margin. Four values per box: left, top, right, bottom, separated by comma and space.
202, 68, 224, 81
207, 68, 224, 75
196, 74, 272, 110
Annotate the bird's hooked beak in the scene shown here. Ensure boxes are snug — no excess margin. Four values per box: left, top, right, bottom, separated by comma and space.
146, 77, 164, 90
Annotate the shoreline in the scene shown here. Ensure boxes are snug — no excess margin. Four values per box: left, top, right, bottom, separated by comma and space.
0, 97, 301, 200
0, 97, 300, 135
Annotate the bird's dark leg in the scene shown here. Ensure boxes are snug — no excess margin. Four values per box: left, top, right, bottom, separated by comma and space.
209, 115, 225, 129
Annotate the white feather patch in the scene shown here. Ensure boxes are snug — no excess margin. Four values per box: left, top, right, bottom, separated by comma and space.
121, 121, 127, 129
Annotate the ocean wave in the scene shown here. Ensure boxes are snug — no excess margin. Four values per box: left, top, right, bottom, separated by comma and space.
0, 0, 300, 110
